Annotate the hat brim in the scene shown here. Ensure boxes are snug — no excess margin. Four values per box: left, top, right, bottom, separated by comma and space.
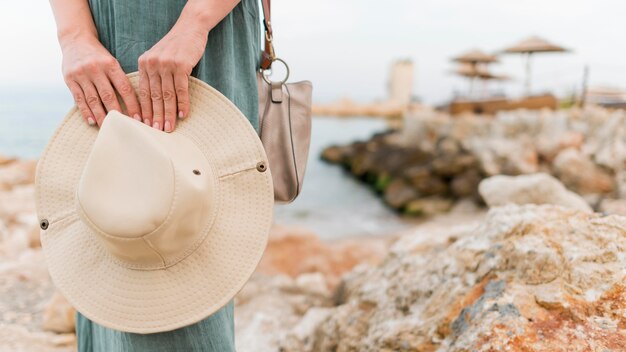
35, 72, 274, 333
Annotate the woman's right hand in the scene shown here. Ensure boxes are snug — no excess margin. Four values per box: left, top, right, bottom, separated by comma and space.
61, 35, 142, 127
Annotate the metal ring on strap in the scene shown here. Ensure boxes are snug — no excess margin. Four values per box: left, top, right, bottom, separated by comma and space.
261, 57, 290, 85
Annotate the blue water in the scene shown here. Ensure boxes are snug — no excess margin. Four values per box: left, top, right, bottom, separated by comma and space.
0, 87, 73, 159
0, 88, 414, 238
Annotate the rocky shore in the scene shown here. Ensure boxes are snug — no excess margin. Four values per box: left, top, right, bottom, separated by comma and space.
1, 139, 625, 351
321, 107, 626, 216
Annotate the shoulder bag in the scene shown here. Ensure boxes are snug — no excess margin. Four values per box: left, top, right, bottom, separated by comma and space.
257, 0, 313, 204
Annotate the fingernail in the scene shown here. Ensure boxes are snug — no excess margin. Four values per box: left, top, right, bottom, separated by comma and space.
153, 121, 160, 130
164, 121, 172, 132
144, 118, 151, 125
178, 110, 184, 119
133, 114, 141, 121
87, 117, 96, 126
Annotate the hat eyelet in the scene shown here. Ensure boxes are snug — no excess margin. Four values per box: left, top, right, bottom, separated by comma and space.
40, 219, 49, 230
256, 161, 267, 172
192, 169, 201, 175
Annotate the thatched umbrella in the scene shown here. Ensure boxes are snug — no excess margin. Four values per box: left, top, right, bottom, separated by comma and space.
452, 64, 509, 80
451, 63, 509, 99
501, 36, 569, 95
452, 49, 498, 65
451, 50, 500, 97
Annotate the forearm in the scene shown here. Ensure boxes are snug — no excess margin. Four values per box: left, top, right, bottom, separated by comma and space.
174, 0, 241, 37
49, 0, 99, 49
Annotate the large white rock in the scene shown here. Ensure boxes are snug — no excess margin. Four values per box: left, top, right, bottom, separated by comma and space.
478, 173, 592, 211
291, 204, 626, 351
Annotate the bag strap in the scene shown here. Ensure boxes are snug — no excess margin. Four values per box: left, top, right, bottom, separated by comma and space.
259, 0, 275, 70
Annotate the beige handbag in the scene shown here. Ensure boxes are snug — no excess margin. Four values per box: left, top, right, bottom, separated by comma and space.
257, 0, 313, 204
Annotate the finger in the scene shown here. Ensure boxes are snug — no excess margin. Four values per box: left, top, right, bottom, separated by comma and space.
138, 69, 153, 126
67, 80, 96, 126
107, 65, 142, 121
93, 72, 122, 115
174, 72, 189, 120
161, 72, 176, 132
148, 72, 164, 131
80, 80, 107, 126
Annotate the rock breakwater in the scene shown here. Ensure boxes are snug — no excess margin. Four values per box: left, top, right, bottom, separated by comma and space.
322, 107, 626, 216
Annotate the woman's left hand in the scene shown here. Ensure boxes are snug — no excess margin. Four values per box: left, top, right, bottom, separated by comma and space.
137, 17, 209, 132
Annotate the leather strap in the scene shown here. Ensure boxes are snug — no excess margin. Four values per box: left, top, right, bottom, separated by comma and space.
260, 0, 274, 70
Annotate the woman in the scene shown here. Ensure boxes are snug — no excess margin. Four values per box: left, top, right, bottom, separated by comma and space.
48, 0, 261, 350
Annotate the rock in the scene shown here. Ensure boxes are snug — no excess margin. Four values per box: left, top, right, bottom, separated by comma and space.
431, 153, 477, 177
256, 224, 389, 289
599, 198, 626, 216
0, 154, 17, 166
0, 159, 37, 190
0, 185, 37, 222
553, 148, 615, 194
279, 307, 332, 351
536, 131, 584, 162
585, 109, 626, 171
234, 273, 334, 352
478, 173, 592, 211
320, 145, 349, 165
0, 324, 75, 351
403, 164, 430, 183
412, 175, 449, 197
383, 178, 418, 209
616, 170, 626, 199
302, 205, 626, 351
450, 169, 482, 198
469, 137, 539, 176
404, 196, 454, 216
42, 291, 76, 334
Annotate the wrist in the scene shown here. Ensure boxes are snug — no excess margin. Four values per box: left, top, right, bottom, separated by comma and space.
175, 1, 217, 37
58, 28, 99, 50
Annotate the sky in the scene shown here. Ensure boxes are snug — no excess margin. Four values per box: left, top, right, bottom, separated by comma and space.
0, 0, 625, 105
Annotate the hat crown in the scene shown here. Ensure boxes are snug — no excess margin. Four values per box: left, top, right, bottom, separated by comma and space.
76, 112, 218, 269
77, 115, 174, 238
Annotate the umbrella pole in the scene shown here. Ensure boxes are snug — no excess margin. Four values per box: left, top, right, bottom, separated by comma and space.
525, 52, 532, 96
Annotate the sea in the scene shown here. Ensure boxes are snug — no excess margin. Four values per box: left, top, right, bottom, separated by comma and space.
0, 88, 416, 239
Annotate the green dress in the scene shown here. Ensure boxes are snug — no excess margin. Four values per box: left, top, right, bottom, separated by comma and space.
75, 1, 261, 351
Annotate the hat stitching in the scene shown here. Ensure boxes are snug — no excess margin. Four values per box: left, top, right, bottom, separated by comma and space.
40, 209, 75, 230
218, 165, 260, 180
173, 113, 262, 179
142, 237, 167, 268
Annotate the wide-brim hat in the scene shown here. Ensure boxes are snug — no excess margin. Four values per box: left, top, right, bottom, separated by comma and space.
35, 72, 274, 333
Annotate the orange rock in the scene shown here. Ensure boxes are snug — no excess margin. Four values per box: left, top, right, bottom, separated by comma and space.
42, 291, 76, 334
256, 224, 390, 289
0, 159, 37, 190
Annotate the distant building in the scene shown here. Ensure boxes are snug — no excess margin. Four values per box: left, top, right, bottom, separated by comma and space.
387, 59, 414, 105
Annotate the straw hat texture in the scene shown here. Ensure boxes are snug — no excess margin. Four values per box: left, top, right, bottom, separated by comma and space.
35, 72, 274, 334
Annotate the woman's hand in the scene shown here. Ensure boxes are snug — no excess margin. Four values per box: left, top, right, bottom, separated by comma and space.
61, 35, 142, 127
137, 0, 240, 132
50, 0, 142, 127
137, 25, 207, 132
